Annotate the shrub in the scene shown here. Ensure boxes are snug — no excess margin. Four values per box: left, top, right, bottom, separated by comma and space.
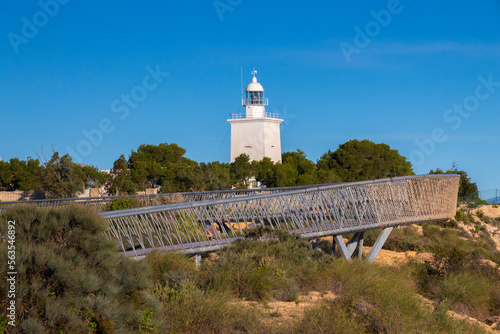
455, 210, 474, 224
200, 230, 328, 302
480, 216, 492, 225
106, 197, 135, 211
288, 299, 366, 334
415, 248, 500, 320
468, 202, 478, 209
0, 205, 157, 333
474, 223, 482, 232
145, 251, 266, 333
438, 219, 458, 228
145, 251, 199, 289
294, 260, 488, 334
153, 280, 232, 333
476, 209, 485, 218
318, 239, 335, 254
363, 225, 430, 252
143, 229, 494, 333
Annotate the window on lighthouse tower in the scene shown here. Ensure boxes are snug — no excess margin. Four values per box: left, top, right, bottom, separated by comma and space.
249, 91, 263, 104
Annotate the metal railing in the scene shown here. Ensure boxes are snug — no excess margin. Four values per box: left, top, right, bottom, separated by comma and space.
101, 175, 460, 258
0, 184, 323, 212
230, 112, 280, 119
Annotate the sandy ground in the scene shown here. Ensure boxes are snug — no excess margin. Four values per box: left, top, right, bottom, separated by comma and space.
463, 205, 500, 252
418, 295, 497, 333
236, 291, 337, 327
362, 247, 433, 266
480, 205, 500, 219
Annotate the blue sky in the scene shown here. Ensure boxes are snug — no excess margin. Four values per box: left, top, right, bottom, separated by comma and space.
1, 1, 499, 192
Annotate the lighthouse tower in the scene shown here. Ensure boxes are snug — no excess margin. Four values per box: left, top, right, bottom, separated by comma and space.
228, 70, 283, 163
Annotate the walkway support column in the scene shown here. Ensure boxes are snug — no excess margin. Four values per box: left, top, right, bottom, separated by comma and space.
334, 235, 352, 261
194, 254, 202, 269
366, 227, 393, 264
334, 232, 365, 261
358, 236, 364, 259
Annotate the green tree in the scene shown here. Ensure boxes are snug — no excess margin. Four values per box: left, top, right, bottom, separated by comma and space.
0, 160, 10, 191
173, 159, 200, 192
272, 162, 298, 187
0, 158, 44, 191
230, 154, 253, 188
254, 157, 276, 187
429, 165, 479, 200
318, 139, 414, 182
316, 168, 341, 184
82, 164, 108, 189
106, 155, 136, 195
129, 159, 164, 190
282, 149, 318, 186
127, 143, 199, 193
197, 162, 232, 191
40, 153, 87, 198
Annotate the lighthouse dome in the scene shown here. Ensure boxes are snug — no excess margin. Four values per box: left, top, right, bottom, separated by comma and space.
246, 76, 264, 92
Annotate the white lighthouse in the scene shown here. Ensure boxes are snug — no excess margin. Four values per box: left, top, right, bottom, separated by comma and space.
228, 69, 283, 163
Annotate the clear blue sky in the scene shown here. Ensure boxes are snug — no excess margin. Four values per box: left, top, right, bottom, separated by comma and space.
1, 1, 499, 193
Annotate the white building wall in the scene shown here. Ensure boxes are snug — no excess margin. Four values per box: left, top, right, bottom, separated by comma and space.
228, 117, 283, 163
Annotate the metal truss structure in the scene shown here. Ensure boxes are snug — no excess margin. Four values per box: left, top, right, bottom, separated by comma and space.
102, 175, 460, 262
0, 185, 316, 211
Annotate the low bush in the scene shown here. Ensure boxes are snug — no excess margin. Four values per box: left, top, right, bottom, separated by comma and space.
0, 205, 157, 333
144, 232, 489, 334
455, 210, 474, 224
105, 197, 135, 211
287, 260, 487, 334
422, 224, 497, 261
3, 205, 495, 333
480, 216, 492, 225
363, 225, 430, 252
415, 248, 500, 320
287, 298, 366, 334
438, 219, 458, 228
152, 280, 264, 333
201, 230, 327, 302
145, 247, 269, 333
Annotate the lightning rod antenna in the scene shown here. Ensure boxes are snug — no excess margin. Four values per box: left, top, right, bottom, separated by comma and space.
240, 66, 243, 103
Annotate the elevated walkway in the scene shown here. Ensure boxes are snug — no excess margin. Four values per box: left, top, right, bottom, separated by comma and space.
101, 175, 460, 262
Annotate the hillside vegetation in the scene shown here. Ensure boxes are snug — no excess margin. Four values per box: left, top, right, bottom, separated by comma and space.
0, 140, 415, 197
2, 205, 500, 333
